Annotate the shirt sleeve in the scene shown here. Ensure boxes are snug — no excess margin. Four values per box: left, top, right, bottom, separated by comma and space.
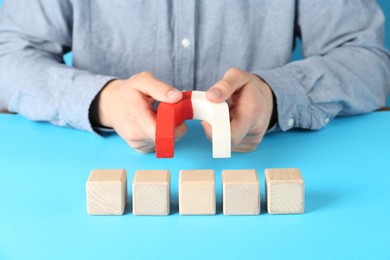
0, 0, 115, 132
255, 0, 390, 131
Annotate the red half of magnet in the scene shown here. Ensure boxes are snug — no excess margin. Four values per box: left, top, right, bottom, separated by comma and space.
155, 91, 194, 158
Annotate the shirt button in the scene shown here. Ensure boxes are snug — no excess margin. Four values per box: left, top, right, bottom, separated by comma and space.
181, 38, 191, 48
287, 118, 294, 128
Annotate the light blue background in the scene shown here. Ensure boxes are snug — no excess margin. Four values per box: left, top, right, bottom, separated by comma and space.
0, 1, 390, 259
0, 113, 389, 259
0, 0, 389, 104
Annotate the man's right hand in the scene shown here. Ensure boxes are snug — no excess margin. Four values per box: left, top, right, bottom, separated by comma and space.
90, 72, 186, 153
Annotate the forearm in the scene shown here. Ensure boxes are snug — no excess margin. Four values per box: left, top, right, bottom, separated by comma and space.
256, 0, 390, 131
257, 46, 390, 131
0, 0, 115, 132
0, 49, 114, 131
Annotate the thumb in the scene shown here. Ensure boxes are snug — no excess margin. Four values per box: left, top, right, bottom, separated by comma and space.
200, 120, 212, 141
206, 67, 250, 103
132, 72, 183, 103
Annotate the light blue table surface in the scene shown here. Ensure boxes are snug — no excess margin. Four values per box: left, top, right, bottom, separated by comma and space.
0, 112, 389, 259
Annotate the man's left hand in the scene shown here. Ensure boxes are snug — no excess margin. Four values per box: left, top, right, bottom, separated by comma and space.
203, 67, 275, 152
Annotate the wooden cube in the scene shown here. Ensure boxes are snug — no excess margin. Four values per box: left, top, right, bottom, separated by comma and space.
265, 168, 304, 214
179, 170, 216, 215
222, 170, 260, 215
86, 169, 127, 215
132, 170, 170, 216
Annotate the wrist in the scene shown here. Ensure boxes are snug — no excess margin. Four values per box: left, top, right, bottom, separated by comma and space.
90, 79, 123, 128
252, 73, 278, 130
267, 88, 278, 130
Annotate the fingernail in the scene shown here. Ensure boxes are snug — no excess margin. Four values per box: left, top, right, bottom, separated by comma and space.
209, 89, 221, 99
167, 89, 181, 100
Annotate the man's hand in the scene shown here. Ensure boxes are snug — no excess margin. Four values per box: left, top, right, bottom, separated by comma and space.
90, 72, 187, 153
204, 68, 274, 152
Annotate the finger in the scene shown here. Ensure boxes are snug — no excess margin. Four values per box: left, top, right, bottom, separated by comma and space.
206, 67, 251, 102
138, 107, 159, 140
232, 143, 257, 153
136, 147, 156, 154
127, 140, 156, 154
230, 108, 253, 148
200, 121, 212, 141
131, 72, 182, 103
174, 122, 188, 142
116, 121, 155, 149
230, 120, 251, 148
231, 133, 264, 152
116, 123, 156, 153
132, 109, 187, 146
120, 103, 157, 142
120, 90, 158, 141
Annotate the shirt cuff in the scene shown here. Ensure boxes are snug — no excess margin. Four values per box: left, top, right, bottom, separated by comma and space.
92, 126, 116, 136
254, 67, 328, 131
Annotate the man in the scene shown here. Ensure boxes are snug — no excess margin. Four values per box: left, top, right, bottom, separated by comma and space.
0, 0, 389, 153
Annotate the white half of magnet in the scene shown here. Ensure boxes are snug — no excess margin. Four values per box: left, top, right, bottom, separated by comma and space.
191, 91, 231, 158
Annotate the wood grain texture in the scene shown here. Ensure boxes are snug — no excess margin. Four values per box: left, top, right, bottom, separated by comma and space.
86, 169, 127, 215
179, 170, 216, 215
222, 170, 260, 215
265, 168, 304, 214
132, 170, 170, 216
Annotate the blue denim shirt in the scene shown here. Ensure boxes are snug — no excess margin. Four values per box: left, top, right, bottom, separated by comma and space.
0, 0, 389, 132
